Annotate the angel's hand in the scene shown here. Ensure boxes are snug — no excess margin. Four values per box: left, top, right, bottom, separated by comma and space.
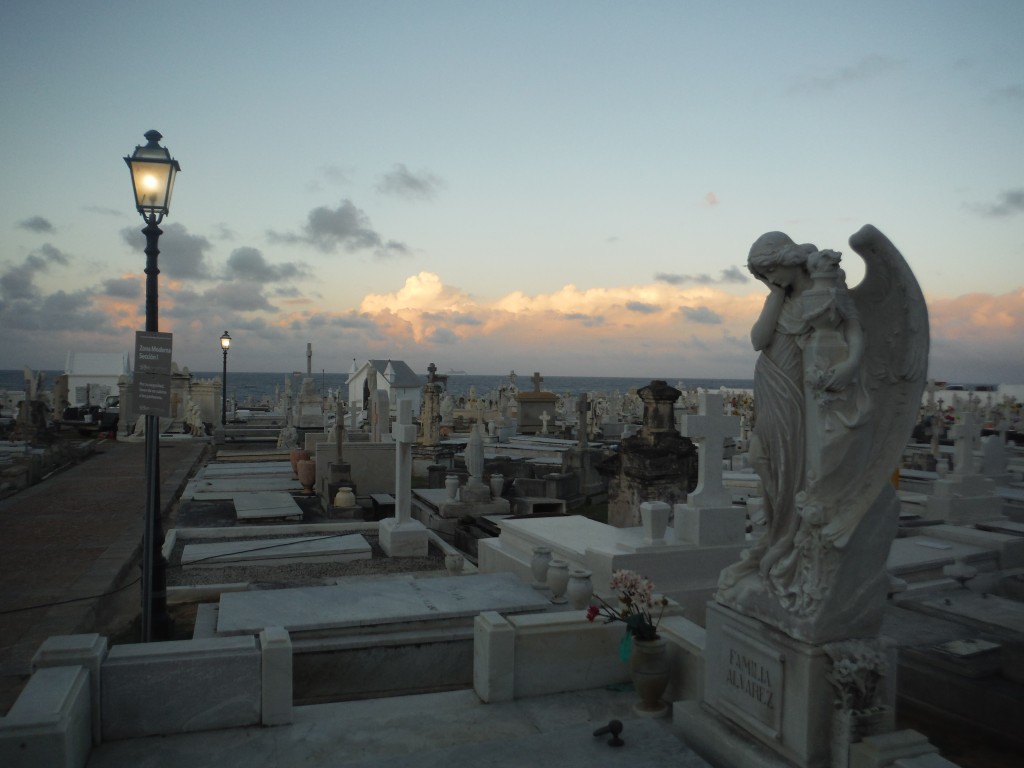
824, 361, 857, 391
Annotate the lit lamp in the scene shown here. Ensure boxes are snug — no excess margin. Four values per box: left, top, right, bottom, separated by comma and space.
125, 130, 180, 642
220, 331, 231, 425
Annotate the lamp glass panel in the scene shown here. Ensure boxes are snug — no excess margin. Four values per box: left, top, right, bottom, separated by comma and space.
129, 160, 175, 213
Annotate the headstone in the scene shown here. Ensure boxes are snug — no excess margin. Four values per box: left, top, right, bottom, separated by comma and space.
925, 410, 1005, 525
419, 363, 442, 446
674, 392, 746, 546
516, 370, 558, 434
379, 399, 429, 557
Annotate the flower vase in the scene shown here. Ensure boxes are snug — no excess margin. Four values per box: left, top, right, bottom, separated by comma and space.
530, 546, 552, 589
567, 569, 594, 610
830, 707, 893, 768
547, 560, 570, 604
630, 637, 670, 717
489, 473, 504, 498
445, 553, 465, 575
297, 459, 316, 496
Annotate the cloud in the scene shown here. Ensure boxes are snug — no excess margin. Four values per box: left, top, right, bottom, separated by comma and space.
0, 289, 109, 333
213, 223, 236, 241
990, 84, 1024, 103
426, 328, 458, 344
790, 55, 906, 94
225, 247, 309, 282
971, 189, 1024, 217
655, 267, 748, 286
268, 199, 409, 257
563, 312, 605, 327
626, 301, 659, 314
322, 164, 352, 185
719, 266, 749, 283
680, 305, 723, 324
82, 205, 122, 217
119, 222, 213, 279
0, 245, 70, 300
18, 216, 55, 234
201, 282, 276, 312
102, 277, 140, 299
376, 163, 443, 201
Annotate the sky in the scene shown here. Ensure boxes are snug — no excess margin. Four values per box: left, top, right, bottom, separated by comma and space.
1, 1, 1022, 383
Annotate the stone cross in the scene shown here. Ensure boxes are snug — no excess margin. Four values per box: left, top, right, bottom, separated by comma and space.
678, 392, 740, 508
531, 371, 543, 392
951, 410, 980, 477
540, 410, 550, 434
393, 399, 418, 525
427, 362, 437, 384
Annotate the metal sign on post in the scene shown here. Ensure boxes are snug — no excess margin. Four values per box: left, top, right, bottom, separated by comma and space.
135, 331, 173, 417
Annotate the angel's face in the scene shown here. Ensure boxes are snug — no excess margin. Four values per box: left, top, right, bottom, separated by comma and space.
762, 264, 801, 290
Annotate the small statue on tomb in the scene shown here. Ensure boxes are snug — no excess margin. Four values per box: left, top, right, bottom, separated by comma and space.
716, 225, 929, 643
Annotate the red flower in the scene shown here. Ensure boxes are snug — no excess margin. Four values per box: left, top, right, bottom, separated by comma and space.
586, 604, 600, 622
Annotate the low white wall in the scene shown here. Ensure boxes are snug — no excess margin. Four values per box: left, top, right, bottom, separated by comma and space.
473, 609, 705, 705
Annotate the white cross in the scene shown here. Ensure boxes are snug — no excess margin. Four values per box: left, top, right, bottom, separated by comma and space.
393, 399, 417, 523
540, 410, 550, 434
678, 393, 740, 508
950, 411, 980, 477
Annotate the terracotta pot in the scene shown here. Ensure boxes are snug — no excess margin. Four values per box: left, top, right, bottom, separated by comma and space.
290, 448, 310, 479
630, 637, 670, 717
297, 459, 316, 495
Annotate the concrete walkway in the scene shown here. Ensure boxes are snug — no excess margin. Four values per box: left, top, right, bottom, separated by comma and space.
0, 436, 209, 713
86, 688, 713, 768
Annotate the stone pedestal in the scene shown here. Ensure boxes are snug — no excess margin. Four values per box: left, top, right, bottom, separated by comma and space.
703, 602, 834, 768
926, 474, 1005, 524
379, 517, 429, 557
673, 504, 747, 546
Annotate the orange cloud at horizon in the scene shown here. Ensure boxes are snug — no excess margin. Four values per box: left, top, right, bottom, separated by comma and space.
926, 288, 1024, 340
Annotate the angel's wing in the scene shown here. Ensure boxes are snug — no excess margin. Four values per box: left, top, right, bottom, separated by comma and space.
841, 224, 929, 526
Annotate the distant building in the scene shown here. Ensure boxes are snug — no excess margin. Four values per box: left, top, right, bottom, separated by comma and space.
346, 359, 423, 417
63, 352, 131, 408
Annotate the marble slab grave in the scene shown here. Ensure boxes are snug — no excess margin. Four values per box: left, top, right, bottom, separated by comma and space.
233, 492, 303, 521
182, 476, 300, 500
199, 461, 294, 478
886, 535, 997, 578
181, 534, 370, 568
216, 572, 550, 635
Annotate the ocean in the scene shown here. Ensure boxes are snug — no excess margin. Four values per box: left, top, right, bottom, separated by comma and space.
6, 370, 1022, 411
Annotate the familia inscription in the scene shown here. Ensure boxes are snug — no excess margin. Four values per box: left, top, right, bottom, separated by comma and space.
704, 602, 834, 767
720, 624, 784, 740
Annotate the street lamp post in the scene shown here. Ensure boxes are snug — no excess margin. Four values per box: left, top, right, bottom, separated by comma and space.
220, 331, 231, 425
125, 130, 180, 642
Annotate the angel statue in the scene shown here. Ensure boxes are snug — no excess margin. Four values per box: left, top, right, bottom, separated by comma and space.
716, 225, 928, 643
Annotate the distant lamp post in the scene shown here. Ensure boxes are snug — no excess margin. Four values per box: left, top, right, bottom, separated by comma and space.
125, 130, 180, 643
220, 331, 231, 425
